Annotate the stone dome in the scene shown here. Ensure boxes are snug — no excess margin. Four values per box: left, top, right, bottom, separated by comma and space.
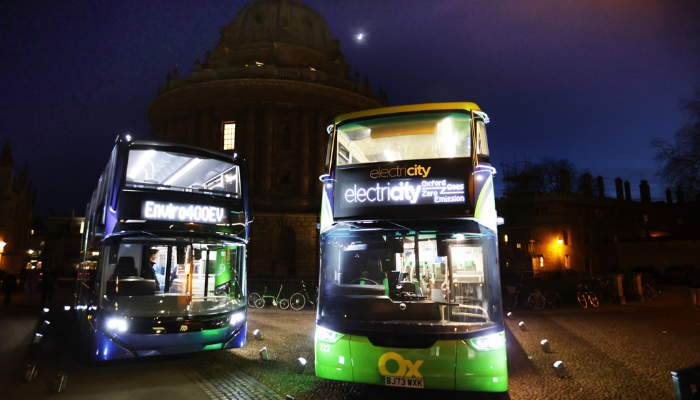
219, 0, 336, 53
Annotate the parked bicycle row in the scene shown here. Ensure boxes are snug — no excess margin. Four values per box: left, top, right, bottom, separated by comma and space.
504, 275, 663, 311
247, 280, 318, 310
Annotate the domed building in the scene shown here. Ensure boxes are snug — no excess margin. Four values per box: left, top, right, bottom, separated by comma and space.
147, 0, 388, 278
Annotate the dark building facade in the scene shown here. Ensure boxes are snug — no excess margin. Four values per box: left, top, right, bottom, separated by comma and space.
0, 139, 34, 274
32, 210, 85, 275
147, 0, 388, 278
497, 167, 699, 277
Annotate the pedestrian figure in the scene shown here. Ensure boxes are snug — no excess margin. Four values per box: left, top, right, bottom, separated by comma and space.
2, 273, 17, 305
24, 268, 39, 305
686, 268, 700, 310
41, 269, 55, 304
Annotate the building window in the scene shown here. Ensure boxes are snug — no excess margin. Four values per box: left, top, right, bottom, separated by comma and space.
565, 254, 569, 268
643, 214, 648, 222
504, 234, 508, 243
516, 243, 521, 249
538, 255, 544, 268
562, 230, 568, 245
278, 125, 292, 150
222, 122, 236, 150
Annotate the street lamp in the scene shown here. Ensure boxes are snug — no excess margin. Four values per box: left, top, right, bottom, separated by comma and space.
0, 241, 6, 270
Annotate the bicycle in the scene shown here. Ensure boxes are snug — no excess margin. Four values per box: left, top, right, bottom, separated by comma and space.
504, 283, 522, 310
642, 281, 662, 301
576, 284, 599, 308
289, 280, 318, 311
593, 276, 619, 302
527, 288, 562, 310
248, 285, 289, 309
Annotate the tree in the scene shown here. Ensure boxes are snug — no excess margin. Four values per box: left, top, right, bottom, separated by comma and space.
652, 88, 700, 198
528, 157, 578, 193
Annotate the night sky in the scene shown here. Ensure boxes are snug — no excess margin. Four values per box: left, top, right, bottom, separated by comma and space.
1, 0, 699, 220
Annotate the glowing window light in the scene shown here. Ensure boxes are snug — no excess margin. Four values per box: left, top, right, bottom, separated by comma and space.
223, 122, 236, 150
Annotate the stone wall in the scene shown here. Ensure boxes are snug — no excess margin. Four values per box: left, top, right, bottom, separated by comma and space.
248, 212, 319, 278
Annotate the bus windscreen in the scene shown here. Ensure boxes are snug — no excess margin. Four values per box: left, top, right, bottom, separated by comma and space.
125, 149, 240, 197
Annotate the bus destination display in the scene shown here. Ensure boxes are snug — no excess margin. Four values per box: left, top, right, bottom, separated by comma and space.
334, 159, 472, 219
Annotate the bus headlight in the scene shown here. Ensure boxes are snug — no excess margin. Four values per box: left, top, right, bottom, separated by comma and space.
315, 326, 343, 343
230, 311, 245, 326
106, 318, 128, 333
468, 331, 505, 351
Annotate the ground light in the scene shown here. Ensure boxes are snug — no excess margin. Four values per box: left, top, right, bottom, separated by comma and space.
518, 321, 527, 331
259, 347, 270, 360
42, 307, 49, 314
553, 361, 569, 378
41, 320, 50, 330
294, 357, 307, 374
51, 375, 68, 392
507, 312, 513, 320
253, 329, 263, 341
63, 305, 71, 311
541, 339, 553, 353
24, 365, 38, 382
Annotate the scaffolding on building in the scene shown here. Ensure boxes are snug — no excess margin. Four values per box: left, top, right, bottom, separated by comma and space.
500, 157, 540, 194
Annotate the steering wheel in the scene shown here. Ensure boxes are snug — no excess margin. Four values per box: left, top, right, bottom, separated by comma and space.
350, 278, 379, 285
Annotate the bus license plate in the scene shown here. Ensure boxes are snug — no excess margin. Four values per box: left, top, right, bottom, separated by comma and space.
384, 376, 424, 388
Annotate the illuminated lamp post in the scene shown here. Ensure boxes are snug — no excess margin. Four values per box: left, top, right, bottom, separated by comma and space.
557, 238, 563, 270
0, 241, 6, 270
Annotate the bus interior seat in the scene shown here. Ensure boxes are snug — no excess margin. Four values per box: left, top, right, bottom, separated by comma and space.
431, 288, 446, 302
361, 260, 389, 296
110, 257, 138, 280
361, 260, 387, 284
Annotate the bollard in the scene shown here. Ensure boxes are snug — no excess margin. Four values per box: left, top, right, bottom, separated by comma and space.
294, 357, 307, 374
671, 364, 700, 400
552, 361, 569, 379
259, 347, 270, 360
518, 321, 526, 331
507, 312, 513, 320
33, 333, 43, 345
41, 320, 51, 331
253, 329, 263, 341
541, 339, 553, 353
51, 374, 68, 392
24, 365, 39, 382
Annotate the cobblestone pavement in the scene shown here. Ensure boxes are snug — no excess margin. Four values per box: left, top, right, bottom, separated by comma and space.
3, 280, 698, 399
203, 284, 699, 400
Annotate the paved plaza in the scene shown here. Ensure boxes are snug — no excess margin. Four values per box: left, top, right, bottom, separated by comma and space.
1, 280, 698, 399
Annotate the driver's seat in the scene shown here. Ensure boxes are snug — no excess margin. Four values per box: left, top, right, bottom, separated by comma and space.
360, 260, 388, 296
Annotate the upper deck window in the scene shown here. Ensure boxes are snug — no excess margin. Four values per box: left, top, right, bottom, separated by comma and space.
335, 111, 473, 166
125, 149, 240, 198
222, 122, 235, 150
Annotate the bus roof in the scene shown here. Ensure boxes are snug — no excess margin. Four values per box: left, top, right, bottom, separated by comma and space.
334, 102, 481, 125
127, 139, 240, 163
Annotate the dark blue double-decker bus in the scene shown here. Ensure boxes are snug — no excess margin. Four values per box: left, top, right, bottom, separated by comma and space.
75, 135, 252, 361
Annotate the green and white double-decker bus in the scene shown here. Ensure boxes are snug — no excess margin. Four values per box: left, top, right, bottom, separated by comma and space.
315, 103, 506, 392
